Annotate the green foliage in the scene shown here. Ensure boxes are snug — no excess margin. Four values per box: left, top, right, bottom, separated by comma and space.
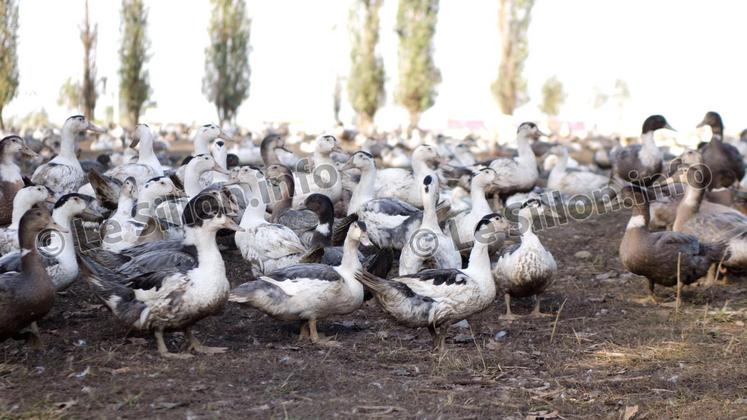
57, 77, 83, 110
119, 0, 151, 128
395, 0, 440, 129
203, 0, 251, 124
0, 0, 19, 130
348, 0, 384, 130
333, 75, 342, 125
492, 0, 535, 115
540, 75, 566, 116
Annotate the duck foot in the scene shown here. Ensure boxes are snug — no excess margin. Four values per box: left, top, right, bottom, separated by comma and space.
529, 297, 553, 318
298, 321, 310, 341
500, 294, 521, 322
28, 322, 43, 349
308, 320, 340, 347
155, 329, 193, 359
186, 329, 227, 355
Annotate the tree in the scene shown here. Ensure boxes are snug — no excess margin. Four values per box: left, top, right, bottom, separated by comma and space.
539, 76, 565, 117
0, 0, 19, 130
333, 74, 342, 125
348, 0, 384, 133
80, 0, 98, 121
395, 0, 440, 132
119, 0, 151, 129
491, 0, 535, 115
57, 77, 83, 110
203, 0, 251, 124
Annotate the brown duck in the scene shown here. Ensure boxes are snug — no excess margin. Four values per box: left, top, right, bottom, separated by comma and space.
0, 135, 38, 226
618, 185, 725, 305
0, 207, 66, 344
697, 111, 745, 189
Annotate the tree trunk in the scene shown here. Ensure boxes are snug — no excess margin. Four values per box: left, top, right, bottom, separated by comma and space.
407, 109, 419, 136
0, 107, 4, 131
357, 113, 373, 136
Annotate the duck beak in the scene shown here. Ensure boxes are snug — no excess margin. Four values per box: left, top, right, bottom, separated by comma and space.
47, 221, 69, 234
222, 217, 244, 232
696, 119, 707, 128
537, 129, 550, 137
340, 160, 354, 171
87, 122, 107, 134
359, 232, 373, 247
45, 196, 57, 204
170, 187, 187, 198
213, 164, 230, 175
129, 135, 140, 149
218, 130, 238, 142
331, 144, 344, 153
664, 123, 676, 132
20, 145, 38, 158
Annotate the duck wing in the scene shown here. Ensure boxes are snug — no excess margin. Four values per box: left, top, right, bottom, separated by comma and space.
394, 268, 472, 298
354, 270, 434, 327
277, 208, 318, 235
105, 163, 158, 185
31, 162, 83, 197
88, 169, 123, 211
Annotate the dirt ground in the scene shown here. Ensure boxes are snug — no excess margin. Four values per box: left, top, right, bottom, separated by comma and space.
1, 206, 746, 419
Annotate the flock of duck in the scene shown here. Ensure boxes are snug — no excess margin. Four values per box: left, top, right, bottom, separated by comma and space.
1, 111, 745, 357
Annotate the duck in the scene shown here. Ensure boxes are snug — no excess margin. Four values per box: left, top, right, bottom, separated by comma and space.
448, 168, 500, 253
672, 165, 747, 277
547, 147, 611, 196
100, 177, 138, 241
291, 135, 344, 205
183, 154, 231, 198
0, 207, 66, 344
0, 185, 55, 255
103, 124, 164, 183
696, 111, 745, 189
399, 175, 461, 275
264, 164, 321, 246
611, 115, 672, 186
375, 144, 443, 207
31, 115, 106, 197
229, 221, 371, 345
174, 124, 234, 186
618, 185, 725, 305
78, 192, 243, 358
234, 183, 306, 274
211, 140, 230, 183
355, 213, 508, 351
0, 135, 38, 226
489, 122, 544, 199
493, 198, 557, 320
100, 176, 185, 253
0, 194, 95, 290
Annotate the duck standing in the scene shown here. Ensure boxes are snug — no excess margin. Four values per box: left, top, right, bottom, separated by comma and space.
32, 115, 105, 197
79, 193, 243, 358
697, 111, 745, 189
489, 123, 544, 199
611, 115, 672, 186
0, 135, 38, 226
0, 207, 66, 344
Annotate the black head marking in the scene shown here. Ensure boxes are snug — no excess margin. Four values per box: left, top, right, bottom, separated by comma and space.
181, 193, 225, 227
354, 220, 367, 233
356, 151, 374, 159
181, 155, 194, 165
202, 124, 212, 128
66, 115, 85, 121
215, 140, 225, 147
641, 115, 671, 134
520, 198, 541, 209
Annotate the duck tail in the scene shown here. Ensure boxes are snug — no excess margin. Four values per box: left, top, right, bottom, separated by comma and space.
76, 252, 148, 327
364, 247, 394, 279
332, 213, 358, 245
435, 201, 451, 222
354, 270, 433, 326
299, 246, 325, 264
88, 169, 120, 211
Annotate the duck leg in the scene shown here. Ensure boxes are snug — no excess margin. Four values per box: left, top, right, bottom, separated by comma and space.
647, 279, 659, 305
309, 319, 339, 347
499, 293, 520, 321
298, 321, 310, 341
28, 322, 43, 349
529, 296, 552, 318
186, 328, 227, 355
155, 329, 193, 359
431, 324, 448, 353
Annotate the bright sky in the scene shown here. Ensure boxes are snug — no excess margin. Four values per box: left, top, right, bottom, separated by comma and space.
5, 0, 747, 135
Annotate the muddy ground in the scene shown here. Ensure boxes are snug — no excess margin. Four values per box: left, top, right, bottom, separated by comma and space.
1, 206, 746, 419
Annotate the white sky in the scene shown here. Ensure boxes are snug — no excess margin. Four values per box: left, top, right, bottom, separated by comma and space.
5, 0, 747, 135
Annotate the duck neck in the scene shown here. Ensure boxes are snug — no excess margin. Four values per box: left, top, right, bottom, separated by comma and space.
10, 198, 35, 230
52, 209, 76, 273
348, 165, 376, 215
185, 167, 206, 198
239, 200, 267, 229
261, 142, 281, 166
673, 184, 704, 231
194, 135, 211, 155
517, 207, 540, 244
116, 194, 135, 218
625, 204, 650, 235
190, 227, 224, 274
137, 137, 163, 175
58, 128, 80, 163
464, 239, 491, 280
270, 175, 294, 222
313, 150, 333, 167
135, 191, 159, 220
421, 187, 439, 230
516, 133, 535, 164
469, 181, 491, 217
340, 236, 362, 272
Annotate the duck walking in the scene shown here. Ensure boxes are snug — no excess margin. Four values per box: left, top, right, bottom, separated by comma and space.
79, 193, 243, 358
493, 199, 557, 320
229, 221, 371, 345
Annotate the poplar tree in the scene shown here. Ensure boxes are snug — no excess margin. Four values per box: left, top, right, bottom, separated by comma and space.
348, 0, 384, 133
0, 0, 19, 130
119, 0, 151, 128
492, 0, 535, 115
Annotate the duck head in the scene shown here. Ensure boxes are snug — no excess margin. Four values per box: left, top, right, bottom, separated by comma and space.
15, 185, 55, 208
188, 153, 230, 176
420, 174, 440, 207
302, 193, 334, 222
697, 111, 723, 135
53, 193, 96, 219
347, 220, 372, 247
315, 135, 342, 155
181, 192, 244, 232
122, 177, 138, 199
0, 135, 37, 158
196, 124, 234, 143
129, 124, 153, 149
473, 213, 509, 247
471, 167, 499, 188
264, 164, 293, 186
140, 176, 185, 202
18, 207, 67, 251
412, 144, 445, 168
340, 151, 375, 172
641, 115, 674, 134
517, 122, 548, 141
229, 165, 263, 185
63, 115, 106, 136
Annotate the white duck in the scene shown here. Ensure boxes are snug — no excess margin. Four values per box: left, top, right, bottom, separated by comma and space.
375, 144, 443, 207
490, 122, 544, 198
211, 140, 230, 183
494, 198, 557, 320
0, 185, 55, 255
448, 168, 500, 252
175, 124, 233, 185
234, 184, 306, 274
80, 193, 243, 358
230, 221, 372, 345
100, 177, 137, 242
547, 147, 610, 196
356, 213, 508, 351
399, 175, 461, 275
32, 115, 105, 197
292, 134, 344, 205
0, 193, 95, 290
104, 124, 164, 183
